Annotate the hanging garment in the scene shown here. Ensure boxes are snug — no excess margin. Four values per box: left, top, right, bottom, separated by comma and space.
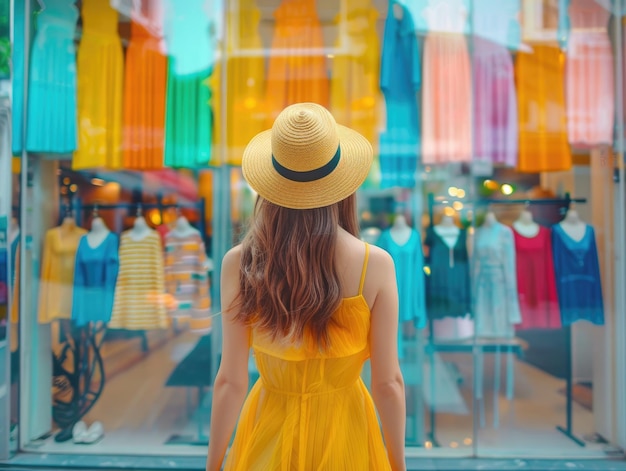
559, 0, 614, 148
122, 0, 167, 170
26, 0, 78, 154
472, 35, 518, 166
73, 0, 123, 170
421, 0, 472, 164
472, 222, 521, 338
210, 0, 266, 166
163, 0, 215, 168
109, 230, 168, 330
38, 223, 87, 323
379, 1, 420, 189
164, 231, 211, 333
330, 0, 380, 145
224, 244, 391, 470
513, 226, 561, 330
424, 226, 471, 319
516, 44, 572, 173
72, 232, 119, 326
12, 0, 27, 155
551, 224, 604, 326
376, 229, 427, 359
264, 0, 329, 126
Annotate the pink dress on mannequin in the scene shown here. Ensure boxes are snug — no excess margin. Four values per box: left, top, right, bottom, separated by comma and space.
561, 0, 614, 148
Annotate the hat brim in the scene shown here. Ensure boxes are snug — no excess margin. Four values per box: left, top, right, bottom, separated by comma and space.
242, 125, 373, 210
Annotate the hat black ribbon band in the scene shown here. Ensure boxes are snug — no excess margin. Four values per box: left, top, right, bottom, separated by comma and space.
272, 146, 341, 183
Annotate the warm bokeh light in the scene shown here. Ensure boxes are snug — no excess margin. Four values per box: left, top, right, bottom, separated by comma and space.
448, 186, 458, 197
453, 201, 463, 211
501, 183, 514, 195
444, 206, 455, 217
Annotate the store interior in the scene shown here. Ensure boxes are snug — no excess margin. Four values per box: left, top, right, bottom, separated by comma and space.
1, 0, 624, 460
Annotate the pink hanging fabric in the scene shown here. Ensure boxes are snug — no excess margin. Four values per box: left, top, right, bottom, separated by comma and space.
564, 0, 614, 148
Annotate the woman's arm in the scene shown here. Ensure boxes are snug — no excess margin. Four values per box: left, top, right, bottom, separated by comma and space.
206, 246, 250, 471
368, 247, 406, 471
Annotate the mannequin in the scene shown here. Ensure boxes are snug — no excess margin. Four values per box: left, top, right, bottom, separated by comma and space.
129, 214, 151, 241
389, 214, 412, 246
433, 214, 460, 248
483, 211, 497, 227
87, 216, 111, 248
512, 208, 540, 237
171, 215, 199, 238
559, 208, 587, 242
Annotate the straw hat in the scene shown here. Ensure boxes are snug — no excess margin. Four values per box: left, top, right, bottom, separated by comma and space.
242, 103, 373, 210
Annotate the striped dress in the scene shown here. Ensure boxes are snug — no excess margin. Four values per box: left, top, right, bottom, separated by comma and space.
163, 231, 211, 333
109, 230, 168, 330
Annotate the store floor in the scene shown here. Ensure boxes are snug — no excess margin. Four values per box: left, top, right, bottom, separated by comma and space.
21, 334, 619, 458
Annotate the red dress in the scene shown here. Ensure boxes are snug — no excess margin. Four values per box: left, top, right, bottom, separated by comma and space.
513, 226, 561, 330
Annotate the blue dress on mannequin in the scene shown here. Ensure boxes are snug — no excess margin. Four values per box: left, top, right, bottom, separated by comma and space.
376, 229, 427, 359
26, 0, 78, 153
379, 0, 420, 189
551, 224, 604, 326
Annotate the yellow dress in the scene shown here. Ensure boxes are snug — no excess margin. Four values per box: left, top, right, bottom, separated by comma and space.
73, 0, 123, 170
224, 244, 392, 470
211, 0, 266, 166
38, 223, 87, 323
330, 0, 381, 146
516, 43, 572, 173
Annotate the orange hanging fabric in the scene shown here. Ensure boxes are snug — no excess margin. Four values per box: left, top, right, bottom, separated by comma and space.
122, 0, 168, 170
516, 44, 572, 173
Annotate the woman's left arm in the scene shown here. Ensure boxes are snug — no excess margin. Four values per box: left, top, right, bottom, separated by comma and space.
206, 246, 250, 471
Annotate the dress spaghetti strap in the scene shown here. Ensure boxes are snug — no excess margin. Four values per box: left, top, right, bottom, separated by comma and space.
358, 243, 370, 295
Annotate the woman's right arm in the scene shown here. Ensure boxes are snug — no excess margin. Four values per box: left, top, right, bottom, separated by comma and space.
368, 247, 406, 471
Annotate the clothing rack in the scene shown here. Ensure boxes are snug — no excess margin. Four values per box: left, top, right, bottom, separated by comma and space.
72, 198, 208, 244
69, 197, 208, 351
425, 192, 587, 447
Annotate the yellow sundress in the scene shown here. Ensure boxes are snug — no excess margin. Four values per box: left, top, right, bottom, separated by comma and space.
224, 244, 392, 470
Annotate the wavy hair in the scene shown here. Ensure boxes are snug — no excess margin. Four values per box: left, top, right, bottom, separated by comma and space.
234, 194, 359, 349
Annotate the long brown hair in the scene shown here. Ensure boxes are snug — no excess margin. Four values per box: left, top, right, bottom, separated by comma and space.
234, 193, 359, 349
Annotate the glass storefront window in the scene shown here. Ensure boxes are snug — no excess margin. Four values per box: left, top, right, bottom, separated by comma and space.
2, 0, 626, 465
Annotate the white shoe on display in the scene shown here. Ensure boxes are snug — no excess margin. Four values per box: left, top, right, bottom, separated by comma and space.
82, 421, 104, 444
71, 421, 88, 443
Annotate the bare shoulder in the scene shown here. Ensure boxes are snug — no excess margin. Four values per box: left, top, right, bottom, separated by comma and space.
367, 243, 395, 272
222, 244, 242, 271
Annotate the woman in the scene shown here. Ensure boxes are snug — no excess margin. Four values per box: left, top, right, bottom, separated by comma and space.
206, 103, 406, 470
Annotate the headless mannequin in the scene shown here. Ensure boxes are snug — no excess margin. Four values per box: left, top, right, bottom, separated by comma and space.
559, 208, 587, 242
434, 214, 460, 248
512, 209, 540, 237
129, 214, 152, 241
483, 211, 498, 227
389, 214, 413, 246
170, 215, 199, 238
393, 2, 403, 20
87, 217, 111, 248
